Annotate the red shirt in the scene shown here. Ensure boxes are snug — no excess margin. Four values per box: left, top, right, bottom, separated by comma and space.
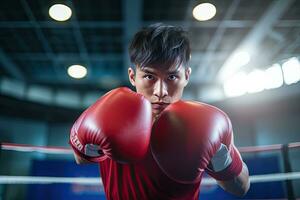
99, 149, 201, 200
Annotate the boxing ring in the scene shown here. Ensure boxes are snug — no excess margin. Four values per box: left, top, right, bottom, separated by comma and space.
1, 142, 300, 199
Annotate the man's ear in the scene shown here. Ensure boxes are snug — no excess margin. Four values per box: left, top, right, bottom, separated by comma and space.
184, 67, 192, 86
128, 67, 136, 86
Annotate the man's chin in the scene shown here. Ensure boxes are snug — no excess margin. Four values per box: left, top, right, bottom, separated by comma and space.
152, 108, 164, 114
152, 107, 167, 119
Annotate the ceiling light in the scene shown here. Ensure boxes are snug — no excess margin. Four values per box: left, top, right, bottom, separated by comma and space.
68, 65, 87, 79
193, 3, 217, 21
223, 72, 247, 97
49, 4, 72, 21
282, 57, 300, 85
246, 70, 265, 93
264, 64, 283, 89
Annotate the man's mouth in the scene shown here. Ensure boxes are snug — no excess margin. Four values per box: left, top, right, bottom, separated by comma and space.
151, 102, 170, 110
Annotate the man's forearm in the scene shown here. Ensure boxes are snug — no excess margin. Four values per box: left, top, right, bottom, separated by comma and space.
217, 162, 250, 196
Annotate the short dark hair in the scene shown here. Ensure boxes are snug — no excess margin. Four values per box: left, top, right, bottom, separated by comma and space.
129, 23, 191, 70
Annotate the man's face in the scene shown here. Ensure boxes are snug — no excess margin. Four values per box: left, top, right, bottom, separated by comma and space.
128, 64, 191, 117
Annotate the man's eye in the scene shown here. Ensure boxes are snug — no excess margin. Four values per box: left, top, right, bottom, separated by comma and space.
168, 75, 177, 81
144, 75, 154, 80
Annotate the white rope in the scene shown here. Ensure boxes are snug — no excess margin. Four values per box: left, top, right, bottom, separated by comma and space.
2, 141, 300, 155
1, 172, 300, 185
0, 176, 102, 185
1, 144, 73, 154
202, 172, 300, 185
250, 172, 300, 183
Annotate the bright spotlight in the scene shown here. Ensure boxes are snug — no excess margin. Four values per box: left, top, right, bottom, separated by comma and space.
68, 65, 87, 79
282, 57, 300, 85
264, 64, 283, 89
192, 3, 217, 21
246, 70, 265, 93
230, 51, 251, 67
49, 4, 72, 21
223, 72, 247, 97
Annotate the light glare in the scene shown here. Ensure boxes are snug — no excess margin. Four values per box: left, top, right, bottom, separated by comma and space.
68, 65, 87, 79
223, 72, 247, 97
230, 51, 251, 67
282, 57, 300, 85
193, 3, 217, 21
49, 4, 72, 21
264, 64, 283, 89
246, 70, 265, 93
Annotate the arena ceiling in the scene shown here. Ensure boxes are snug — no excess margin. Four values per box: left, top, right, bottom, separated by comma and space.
0, 0, 299, 110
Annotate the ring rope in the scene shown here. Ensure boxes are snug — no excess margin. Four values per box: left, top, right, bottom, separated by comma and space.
1, 142, 300, 155
1, 172, 300, 185
0, 176, 102, 185
1, 142, 73, 154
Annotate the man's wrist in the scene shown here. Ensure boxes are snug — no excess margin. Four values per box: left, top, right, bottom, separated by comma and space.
209, 143, 232, 172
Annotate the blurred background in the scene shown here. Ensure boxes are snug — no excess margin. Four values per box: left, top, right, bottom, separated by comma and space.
0, 0, 300, 199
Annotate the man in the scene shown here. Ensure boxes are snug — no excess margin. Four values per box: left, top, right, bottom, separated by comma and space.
70, 23, 250, 199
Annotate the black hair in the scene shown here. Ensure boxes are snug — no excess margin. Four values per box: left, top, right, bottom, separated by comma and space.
129, 23, 191, 70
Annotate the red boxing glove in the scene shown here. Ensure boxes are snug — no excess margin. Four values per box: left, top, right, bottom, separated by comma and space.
70, 87, 152, 163
151, 100, 243, 184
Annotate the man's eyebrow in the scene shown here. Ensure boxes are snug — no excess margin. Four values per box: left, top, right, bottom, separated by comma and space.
167, 68, 181, 74
141, 68, 156, 74
141, 67, 180, 74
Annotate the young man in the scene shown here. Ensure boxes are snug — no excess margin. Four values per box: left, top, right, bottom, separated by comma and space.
70, 23, 250, 199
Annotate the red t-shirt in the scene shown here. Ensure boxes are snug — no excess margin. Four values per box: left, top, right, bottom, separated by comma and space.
99, 149, 201, 200
98, 145, 243, 199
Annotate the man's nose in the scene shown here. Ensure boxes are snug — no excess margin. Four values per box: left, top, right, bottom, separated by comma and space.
153, 80, 168, 99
